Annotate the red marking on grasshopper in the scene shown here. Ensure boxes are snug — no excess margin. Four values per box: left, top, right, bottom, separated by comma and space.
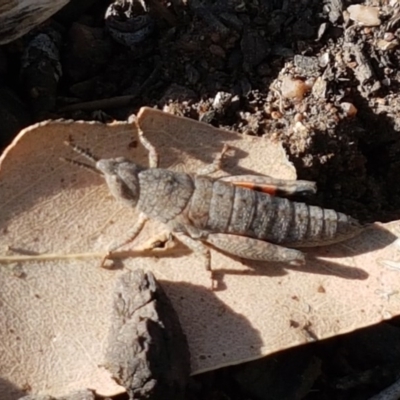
231, 181, 279, 196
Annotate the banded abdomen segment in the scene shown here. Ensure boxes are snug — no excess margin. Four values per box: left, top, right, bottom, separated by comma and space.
187, 176, 362, 247
247, 191, 363, 247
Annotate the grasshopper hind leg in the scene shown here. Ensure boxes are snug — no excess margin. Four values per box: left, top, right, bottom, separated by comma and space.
194, 143, 316, 198
220, 175, 317, 198
205, 233, 306, 266
173, 232, 221, 289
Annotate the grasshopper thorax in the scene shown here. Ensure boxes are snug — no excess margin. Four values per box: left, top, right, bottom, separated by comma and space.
96, 157, 143, 208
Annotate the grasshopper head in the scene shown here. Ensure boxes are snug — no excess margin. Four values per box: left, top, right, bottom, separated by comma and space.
96, 158, 142, 207
62, 141, 142, 208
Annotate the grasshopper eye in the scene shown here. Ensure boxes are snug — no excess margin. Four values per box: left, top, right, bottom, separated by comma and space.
98, 159, 141, 207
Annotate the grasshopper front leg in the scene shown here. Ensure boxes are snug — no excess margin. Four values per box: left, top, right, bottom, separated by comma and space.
197, 144, 230, 176
205, 233, 306, 266
101, 212, 148, 267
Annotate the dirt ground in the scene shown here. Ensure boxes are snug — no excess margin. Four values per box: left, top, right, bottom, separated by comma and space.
1, 0, 400, 399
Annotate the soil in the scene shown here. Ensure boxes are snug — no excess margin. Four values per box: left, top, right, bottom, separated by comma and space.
1, 0, 400, 399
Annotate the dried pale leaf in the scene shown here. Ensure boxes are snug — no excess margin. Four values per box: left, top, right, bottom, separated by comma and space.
0, 111, 293, 398
0, 108, 399, 400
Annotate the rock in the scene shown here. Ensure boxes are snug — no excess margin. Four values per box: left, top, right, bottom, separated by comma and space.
347, 5, 381, 27
21, 28, 63, 119
281, 76, 309, 101
294, 55, 320, 77
340, 102, 358, 117
312, 77, 327, 99
104, 270, 190, 400
0, 0, 69, 44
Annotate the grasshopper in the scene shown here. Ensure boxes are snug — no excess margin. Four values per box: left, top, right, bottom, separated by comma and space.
64, 130, 364, 270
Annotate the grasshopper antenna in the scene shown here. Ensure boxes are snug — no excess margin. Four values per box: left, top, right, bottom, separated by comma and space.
60, 139, 102, 175
60, 157, 101, 175
63, 139, 99, 163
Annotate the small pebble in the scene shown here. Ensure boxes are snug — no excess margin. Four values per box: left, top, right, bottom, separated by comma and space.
294, 102, 308, 114
312, 77, 327, 99
293, 121, 309, 138
294, 113, 303, 122
383, 32, 395, 41
271, 111, 282, 119
210, 32, 221, 43
281, 76, 309, 101
209, 44, 226, 58
347, 5, 381, 27
376, 39, 398, 51
340, 102, 358, 117
375, 98, 386, 105
319, 52, 330, 68
212, 91, 232, 110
